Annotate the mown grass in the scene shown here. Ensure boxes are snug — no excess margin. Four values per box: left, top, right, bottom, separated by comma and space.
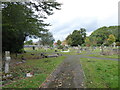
86, 54, 118, 59
24, 47, 87, 55
24, 47, 55, 53
3, 56, 66, 88
80, 58, 118, 88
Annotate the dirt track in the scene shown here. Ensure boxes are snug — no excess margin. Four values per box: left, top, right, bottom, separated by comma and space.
40, 55, 84, 88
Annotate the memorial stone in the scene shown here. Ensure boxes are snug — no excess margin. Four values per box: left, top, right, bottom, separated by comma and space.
5, 51, 11, 73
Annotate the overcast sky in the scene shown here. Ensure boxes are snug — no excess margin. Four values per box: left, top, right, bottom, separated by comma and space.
33, 0, 119, 42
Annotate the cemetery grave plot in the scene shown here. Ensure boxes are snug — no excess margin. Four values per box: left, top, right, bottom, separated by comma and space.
3, 52, 62, 67
40, 53, 62, 58
24, 47, 56, 53
2, 49, 64, 87
2, 46, 119, 88
59, 47, 87, 55
85, 47, 119, 59
2, 55, 66, 88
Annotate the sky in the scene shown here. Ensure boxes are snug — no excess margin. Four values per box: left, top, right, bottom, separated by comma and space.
32, 0, 119, 42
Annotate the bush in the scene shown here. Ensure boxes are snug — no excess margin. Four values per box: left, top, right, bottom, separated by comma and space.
58, 45, 64, 49
116, 42, 120, 46
18, 49, 24, 53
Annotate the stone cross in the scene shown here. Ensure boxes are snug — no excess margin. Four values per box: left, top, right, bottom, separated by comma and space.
5, 51, 11, 73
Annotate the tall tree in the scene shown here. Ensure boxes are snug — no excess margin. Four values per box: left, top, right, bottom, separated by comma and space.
66, 34, 72, 45
2, 1, 61, 53
89, 26, 119, 46
40, 32, 54, 46
66, 28, 86, 46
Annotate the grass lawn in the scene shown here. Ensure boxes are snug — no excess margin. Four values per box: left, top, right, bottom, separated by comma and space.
86, 54, 118, 59
24, 47, 55, 53
80, 58, 118, 88
3, 56, 66, 88
24, 47, 87, 55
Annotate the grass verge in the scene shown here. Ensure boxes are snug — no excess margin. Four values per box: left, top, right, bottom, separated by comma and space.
80, 58, 118, 88
3, 56, 66, 88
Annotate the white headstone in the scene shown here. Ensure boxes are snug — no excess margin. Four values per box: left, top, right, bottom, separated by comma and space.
5, 51, 11, 73
26, 73, 33, 77
113, 42, 116, 48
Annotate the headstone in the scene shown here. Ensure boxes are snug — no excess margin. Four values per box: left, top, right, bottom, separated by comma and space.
5, 51, 11, 73
101, 44, 104, 55
77, 45, 81, 53
113, 42, 116, 48
44, 48, 47, 51
77, 49, 81, 53
61, 49, 70, 52
33, 46, 35, 50
55, 49, 57, 52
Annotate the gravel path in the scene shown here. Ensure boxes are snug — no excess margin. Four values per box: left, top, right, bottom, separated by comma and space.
40, 55, 84, 88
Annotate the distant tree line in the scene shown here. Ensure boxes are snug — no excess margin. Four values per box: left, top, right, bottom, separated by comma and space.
65, 26, 120, 47
87, 26, 120, 46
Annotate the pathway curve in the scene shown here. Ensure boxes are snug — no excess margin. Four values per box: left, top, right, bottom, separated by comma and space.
40, 55, 84, 88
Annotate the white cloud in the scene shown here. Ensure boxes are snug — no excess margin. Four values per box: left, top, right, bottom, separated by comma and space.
32, 0, 119, 42
86, 31, 94, 36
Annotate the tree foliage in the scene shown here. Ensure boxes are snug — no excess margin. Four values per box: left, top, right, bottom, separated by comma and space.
24, 40, 33, 45
89, 26, 119, 46
85, 37, 91, 47
57, 40, 61, 46
40, 32, 54, 46
2, 1, 61, 53
107, 34, 116, 45
66, 28, 86, 46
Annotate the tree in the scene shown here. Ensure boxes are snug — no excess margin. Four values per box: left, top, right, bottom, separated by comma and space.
66, 28, 86, 46
89, 26, 119, 46
24, 40, 33, 45
89, 37, 97, 46
66, 34, 72, 45
57, 40, 61, 46
107, 34, 116, 45
2, 1, 61, 53
85, 37, 91, 47
40, 32, 55, 46
62, 40, 68, 46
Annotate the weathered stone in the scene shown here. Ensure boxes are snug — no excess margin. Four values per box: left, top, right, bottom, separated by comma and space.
5, 51, 11, 73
